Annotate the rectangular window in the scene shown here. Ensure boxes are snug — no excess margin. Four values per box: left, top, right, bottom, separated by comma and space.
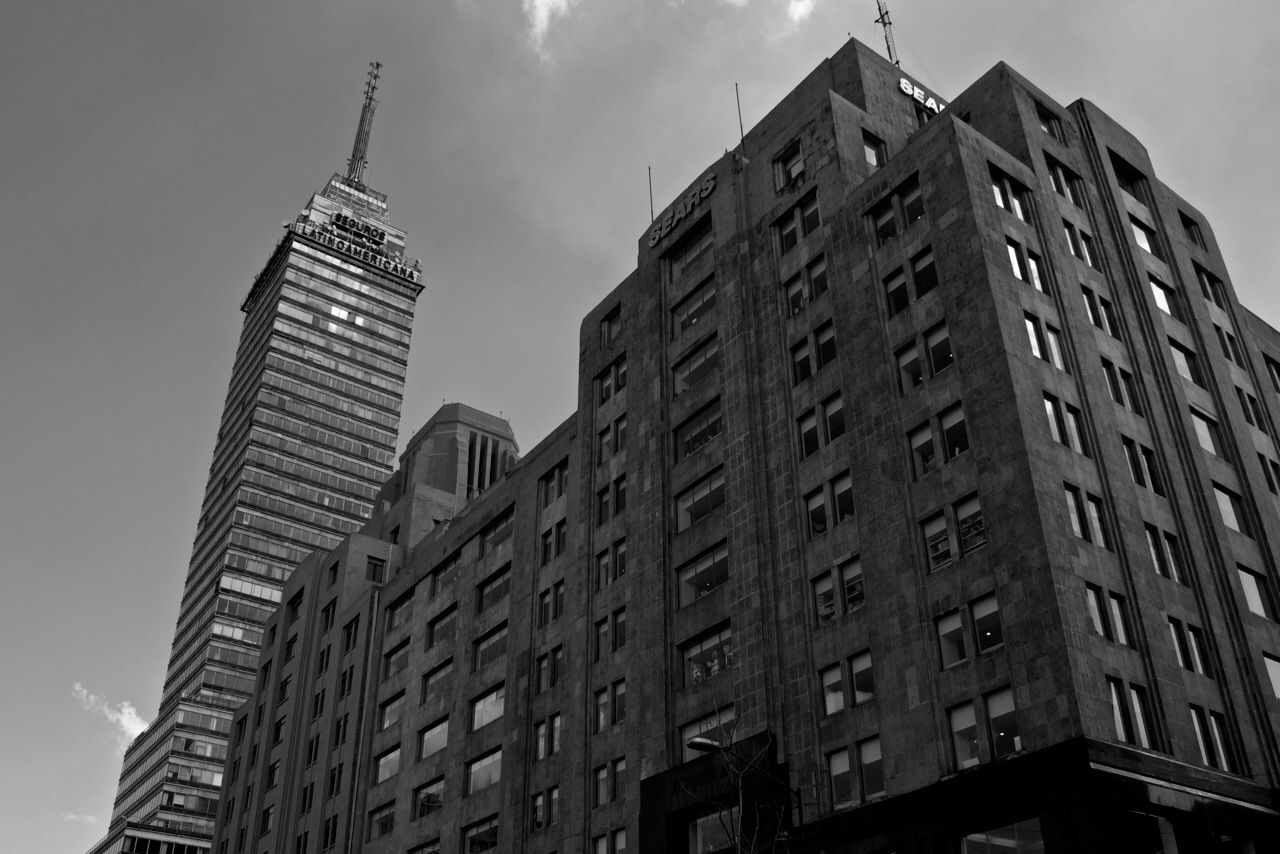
832, 472, 855, 524
850, 650, 874, 704
476, 567, 510, 613
677, 542, 729, 606
821, 664, 845, 715
806, 487, 828, 538
462, 816, 499, 854
940, 404, 969, 460
910, 421, 936, 478
986, 687, 1021, 758
884, 267, 908, 315
923, 512, 951, 570
472, 623, 508, 672
956, 495, 987, 554
926, 321, 954, 374
1131, 217, 1160, 258
384, 641, 409, 680
791, 339, 812, 384
419, 717, 448, 759
1190, 408, 1223, 455
374, 746, 400, 784
601, 305, 621, 347
421, 659, 452, 705
675, 399, 723, 460
676, 469, 726, 532
863, 131, 886, 170
427, 607, 455, 649
897, 341, 923, 393
1213, 483, 1249, 536
823, 393, 846, 442
597, 357, 628, 405
1169, 340, 1205, 387
828, 748, 852, 807
813, 572, 836, 623
937, 610, 966, 667
1238, 564, 1275, 619
1036, 101, 1064, 141
378, 692, 405, 731
683, 625, 733, 686
669, 218, 714, 280
774, 139, 804, 189
1047, 155, 1084, 205
367, 802, 394, 840
991, 166, 1031, 222
470, 684, 505, 731
972, 594, 1003, 652
465, 749, 502, 794
672, 276, 718, 337
950, 703, 980, 769
1149, 275, 1185, 322
858, 738, 885, 799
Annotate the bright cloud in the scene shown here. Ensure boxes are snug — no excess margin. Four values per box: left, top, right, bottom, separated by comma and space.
72, 682, 148, 752
522, 0, 584, 55
61, 813, 99, 825
785, 0, 816, 24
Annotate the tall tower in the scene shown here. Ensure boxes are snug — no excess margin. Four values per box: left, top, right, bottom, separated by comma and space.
87, 63, 424, 854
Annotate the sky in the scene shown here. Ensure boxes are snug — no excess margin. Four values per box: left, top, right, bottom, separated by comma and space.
2, 1, 1278, 852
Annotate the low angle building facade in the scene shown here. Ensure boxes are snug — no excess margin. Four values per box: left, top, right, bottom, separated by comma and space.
211, 37, 1280, 854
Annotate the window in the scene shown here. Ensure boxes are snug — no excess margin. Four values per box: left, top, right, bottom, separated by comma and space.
821, 665, 845, 715
1107, 593, 1131, 646
791, 339, 812, 384
418, 716, 449, 759
774, 139, 804, 189
991, 166, 1031, 222
539, 459, 569, 507
1082, 285, 1119, 337
676, 542, 729, 606
683, 624, 733, 686
340, 616, 359, 653
1046, 155, 1084, 205
1130, 217, 1161, 258
384, 641, 409, 680
937, 610, 966, 667
374, 746, 400, 784
690, 808, 736, 853
668, 216, 715, 279
896, 341, 923, 393
679, 706, 735, 761
884, 266, 908, 315
409, 778, 444, 821
675, 399, 723, 460
832, 472, 855, 524
676, 469, 725, 531
941, 405, 969, 460
798, 410, 820, 458
1217, 324, 1246, 368
1169, 340, 1205, 387
956, 494, 986, 553
1064, 483, 1108, 547
594, 680, 627, 729
815, 322, 837, 368
1149, 275, 1184, 322
1168, 617, 1210, 676
1213, 483, 1249, 536
910, 421, 936, 477
858, 737, 885, 799
813, 572, 836, 623
478, 509, 513, 555
1238, 386, 1268, 434
472, 623, 508, 672
470, 684, 505, 730
972, 594, 1003, 652
1101, 358, 1142, 414
462, 816, 499, 854
1107, 677, 1154, 749
427, 607, 455, 649
840, 557, 864, 610
848, 650, 874, 703
868, 174, 923, 246
421, 659, 452, 705
986, 687, 1021, 757
923, 512, 951, 570
1035, 101, 1064, 142
1024, 313, 1066, 371
863, 131, 886, 170
378, 692, 405, 731
386, 590, 414, 632
1122, 436, 1166, 496
534, 647, 565, 693
805, 487, 828, 538
785, 259, 828, 316
596, 538, 627, 589
926, 322, 954, 374
951, 703, 980, 769
1006, 238, 1045, 290
597, 357, 628, 405
1238, 564, 1275, 619
828, 748, 852, 807
1264, 654, 1280, 698
1044, 393, 1087, 454
672, 277, 718, 338
1196, 263, 1228, 308
823, 393, 845, 442
1179, 211, 1206, 249
601, 304, 621, 346
776, 189, 820, 254
476, 567, 510, 613
1189, 408, 1223, 455
1190, 705, 1238, 773
466, 749, 502, 794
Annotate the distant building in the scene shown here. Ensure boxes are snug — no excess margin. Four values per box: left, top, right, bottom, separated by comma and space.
212, 38, 1280, 854
90, 67, 430, 854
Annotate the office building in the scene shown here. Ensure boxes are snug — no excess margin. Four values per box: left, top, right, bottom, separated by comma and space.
90, 66, 426, 854
212, 38, 1280, 854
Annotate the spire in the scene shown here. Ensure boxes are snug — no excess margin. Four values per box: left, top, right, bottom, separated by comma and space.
345, 61, 382, 185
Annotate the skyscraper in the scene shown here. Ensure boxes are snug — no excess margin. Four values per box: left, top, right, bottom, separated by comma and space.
89, 64, 424, 854
212, 37, 1280, 854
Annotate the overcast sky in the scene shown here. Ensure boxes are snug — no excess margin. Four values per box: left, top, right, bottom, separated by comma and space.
3, 2, 1279, 852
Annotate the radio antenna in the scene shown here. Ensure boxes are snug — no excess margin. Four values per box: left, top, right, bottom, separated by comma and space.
346, 61, 382, 185
874, 1, 900, 68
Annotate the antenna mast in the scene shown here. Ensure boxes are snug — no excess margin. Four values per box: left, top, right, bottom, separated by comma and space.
874, 1, 900, 68
346, 61, 382, 185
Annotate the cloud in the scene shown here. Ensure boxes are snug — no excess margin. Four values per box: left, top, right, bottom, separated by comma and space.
61, 813, 99, 825
784, 0, 816, 25
522, 0, 584, 55
72, 682, 148, 752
